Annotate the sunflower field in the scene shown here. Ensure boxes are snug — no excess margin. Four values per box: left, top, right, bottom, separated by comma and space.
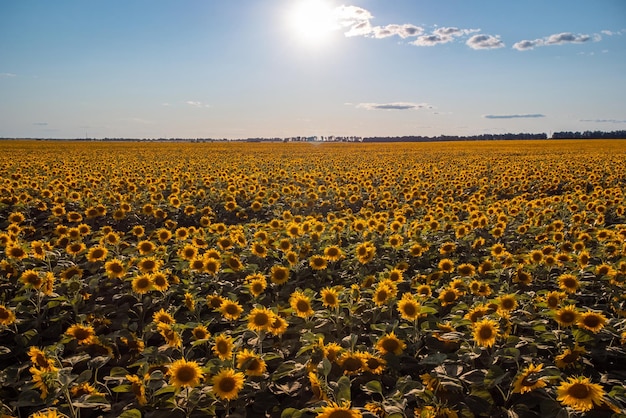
1, 139, 626, 418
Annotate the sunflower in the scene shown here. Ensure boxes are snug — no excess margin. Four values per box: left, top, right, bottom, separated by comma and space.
439, 242, 456, 255
316, 401, 363, 418
290, 291, 314, 318
131, 274, 153, 295
65, 242, 86, 257
126, 374, 147, 405
464, 305, 490, 323
438, 287, 460, 306
137, 256, 161, 274
104, 259, 126, 279
151, 270, 170, 292
512, 363, 546, 394
168, 358, 203, 389
558, 273, 580, 294
152, 308, 175, 325
355, 242, 376, 264
373, 284, 393, 306
397, 293, 421, 321
437, 258, 455, 273
236, 349, 267, 376
472, 318, 499, 348
388, 268, 403, 282
219, 299, 244, 321
30, 240, 48, 259
213, 334, 234, 360
338, 351, 365, 375
415, 284, 432, 298
212, 368, 245, 401
320, 287, 340, 309
457, 263, 476, 277
28, 347, 56, 371
285, 250, 299, 266
157, 323, 182, 348
556, 376, 606, 412
375, 331, 406, 356
0, 304, 16, 326
543, 290, 566, 309
30, 408, 69, 418
247, 307, 275, 332
251, 242, 268, 258
184, 292, 195, 312
66, 324, 96, 345
178, 244, 197, 261
323, 245, 343, 261
270, 265, 290, 285
60, 266, 83, 281
309, 255, 328, 271
247, 276, 267, 297
554, 305, 579, 328
496, 293, 518, 314
155, 228, 172, 243
555, 344, 587, 369
268, 315, 289, 336
191, 324, 210, 341
577, 310, 607, 333
86, 246, 108, 263
323, 342, 343, 363
70, 382, 103, 397
361, 352, 386, 374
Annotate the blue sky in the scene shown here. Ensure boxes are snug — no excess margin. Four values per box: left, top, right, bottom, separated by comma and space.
1, 0, 625, 139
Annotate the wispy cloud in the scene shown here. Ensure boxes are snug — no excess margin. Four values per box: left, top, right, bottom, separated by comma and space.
33, 122, 48, 126
466, 34, 505, 50
185, 101, 210, 108
0, 72, 17, 78
513, 32, 599, 51
580, 118, 626, 123
356, 102, 432, 110
483, 114, 545, 119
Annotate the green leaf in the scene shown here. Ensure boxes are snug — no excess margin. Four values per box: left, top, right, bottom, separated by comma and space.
119, 409, 143, 418
572, 328, 595, 344
281, 409, 302, 418
336, 375, 351, 403
112, 384, 131, 393
109, 366, 129, 378
362, 380, 383, 396
419, 352, 447, 366
321, 357, 332, 378
154, 385, 177, 396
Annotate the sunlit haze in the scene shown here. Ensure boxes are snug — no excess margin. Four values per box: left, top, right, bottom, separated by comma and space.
1, 0, 625, 139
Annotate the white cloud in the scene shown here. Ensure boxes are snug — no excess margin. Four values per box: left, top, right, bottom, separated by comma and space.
483, 114, 545, 119
372, 24, 423, 39
580, 118, 626, 123
411, 27, 480, 47
466, 34, 505, 50
0, 72, 17, 78
356, 102, 431, 110
513, 32, 599, 50
335, 5, 374, 37
185, 101, 209, 108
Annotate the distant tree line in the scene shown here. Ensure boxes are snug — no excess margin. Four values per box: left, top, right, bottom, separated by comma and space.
550, 130, 626, 139
362, 133, 548, 142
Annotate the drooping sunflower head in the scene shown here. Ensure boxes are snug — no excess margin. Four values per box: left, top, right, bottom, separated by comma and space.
236, 349, 267, 376
512, 363, 546, 394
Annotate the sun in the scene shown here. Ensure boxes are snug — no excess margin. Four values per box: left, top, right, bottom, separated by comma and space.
287, 0, 338, 45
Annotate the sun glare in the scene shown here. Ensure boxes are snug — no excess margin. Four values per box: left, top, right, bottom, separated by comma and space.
287, 0, 338, 45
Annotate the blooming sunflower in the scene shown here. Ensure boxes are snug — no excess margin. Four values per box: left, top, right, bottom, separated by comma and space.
361, 352, 386, 374
316, 401, 363, 418
86, 246, 108, 263
338, 351, 365, 375
213, 334, 234, 360
270, 265, 290, 285
323, 245, 343, 261
191, 324, 210, 341
29, 408, 69, 418
136, 256, 161, 274
375, 331, 406, 356
309, 255, 328, 271
212, 368, 245, 401
131, 274, 153, 295
472, 318, 499, 348
554, 304, 579, 328
512, 363, 547, 394
236, 349, 267, 376
152, 308, 175, 325
66, 324, 96, 345
397, 293, 421, 321
157, 323, 182, 348
320, 287, 340, 309
496, 293, 518, 314
0, 304, 16, 326
104, 259, 126, 279
219, 299, 244, 321
555, 344, 587, 369
557, 273, 581, 295
290, 291, 314, 318
21, 269, 44, 290
556, 376, 606, 412
355, 242, 376, 264
168, 359, 203, 389
457, 263, 476, 277
438, 287, 460, 306
437, 258, 455, 273
577, 310, 607, 333
247, 307, 275, 332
